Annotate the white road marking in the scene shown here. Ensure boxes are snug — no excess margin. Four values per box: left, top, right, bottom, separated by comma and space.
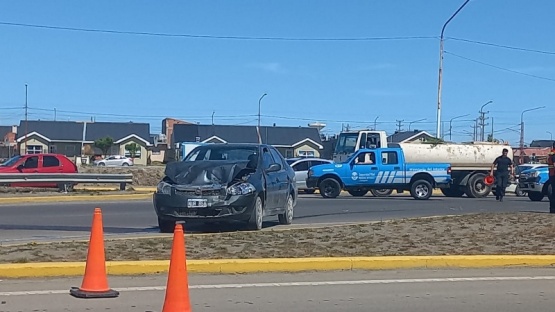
1, 276, 555, 296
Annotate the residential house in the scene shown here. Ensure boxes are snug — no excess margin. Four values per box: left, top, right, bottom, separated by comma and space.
16, 120, 152, 165
162, 118, 194, 147
0, 125, 17, 159
387, 130, 435, 143
172, 124, 323, 158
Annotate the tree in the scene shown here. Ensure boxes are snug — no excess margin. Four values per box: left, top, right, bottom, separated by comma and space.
94, 137, 114, 157
125, 143, 139, 162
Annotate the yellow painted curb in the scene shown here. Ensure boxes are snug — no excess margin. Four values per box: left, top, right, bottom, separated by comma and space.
2, 256, 555, 278
0, 193, 152, 204
74, 186, 157, 192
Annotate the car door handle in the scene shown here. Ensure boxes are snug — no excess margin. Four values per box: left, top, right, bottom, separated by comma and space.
394, 167, 400, 170
371, 167, 378, 170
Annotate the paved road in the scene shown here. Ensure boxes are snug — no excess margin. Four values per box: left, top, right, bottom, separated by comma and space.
1, 268, 554, 311
0, 193, 549, 244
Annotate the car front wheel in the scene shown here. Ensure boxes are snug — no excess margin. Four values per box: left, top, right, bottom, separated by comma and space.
247, 196, 264, 230
319, 178, 341, 198
278, 193, 294, 225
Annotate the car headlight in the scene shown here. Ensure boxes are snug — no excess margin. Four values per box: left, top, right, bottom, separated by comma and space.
531, 171, 539, 177
227, 183, 256, 196
156, 181, 172, 195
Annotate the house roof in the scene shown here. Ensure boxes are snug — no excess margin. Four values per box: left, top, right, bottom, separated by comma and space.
0, 126, 13, 139
173, 124, 323, 148
15, 120, 151, 144
530, 140, 555, 148
387, 130, 434, 143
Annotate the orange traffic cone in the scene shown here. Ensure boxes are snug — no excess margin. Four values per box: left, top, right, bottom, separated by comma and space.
70, 207, 119, 298
162, 221, 192, 312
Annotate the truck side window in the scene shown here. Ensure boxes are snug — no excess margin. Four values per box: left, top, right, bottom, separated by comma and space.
382, 151, 398, 165
24, 156, 39, 169
262, 148, 274, 169
355, 152, 375, 165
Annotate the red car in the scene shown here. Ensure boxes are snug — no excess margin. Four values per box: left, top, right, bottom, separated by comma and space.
0, 153, 78, 189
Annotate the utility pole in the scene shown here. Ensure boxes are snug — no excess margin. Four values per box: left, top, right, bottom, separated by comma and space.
396, 120, 404, 132
435, 0, 471, 138
211, 111, 215, 125
257, 93, 267, 144
54, 108, 57, 121
520, 106, 545, 163
490, 117, 494, 142
478, 100, 492, 141
24, 84, 28, 154
373, 116, 379, 130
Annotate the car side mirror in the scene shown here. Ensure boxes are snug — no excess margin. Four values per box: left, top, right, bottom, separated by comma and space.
17, 164, 24, 171
266, 163, 281, 173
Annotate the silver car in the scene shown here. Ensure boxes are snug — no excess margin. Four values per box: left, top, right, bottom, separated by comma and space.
94, 155, 134, 166
286, 157, 333, 194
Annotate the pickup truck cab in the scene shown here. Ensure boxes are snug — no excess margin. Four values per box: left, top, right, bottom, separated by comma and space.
306, 147, 452, 200
518, 166, 551, 201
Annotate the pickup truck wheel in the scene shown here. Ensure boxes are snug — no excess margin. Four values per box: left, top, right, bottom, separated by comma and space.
319, 178, 341, 198
347, 189, 368, 197
528, 191, 544, 201
370, 189, 393, 197
410, 179, 432, 200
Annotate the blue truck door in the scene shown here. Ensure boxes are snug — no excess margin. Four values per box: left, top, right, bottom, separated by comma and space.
349, 151, 379, 185
376, 150, 402, 185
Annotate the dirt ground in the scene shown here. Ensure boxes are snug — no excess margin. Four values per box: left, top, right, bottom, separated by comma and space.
2, 212, 555, 264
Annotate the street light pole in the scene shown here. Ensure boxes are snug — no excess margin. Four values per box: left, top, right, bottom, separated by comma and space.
448, 113, 470, 141
257, 93, 267, 144
548, 131, 553, 140
374, 116, 379, 130
479, 100, 493, 141
408, 118, 426, 131
435, 0, 471, 139
520, 106, 546, 164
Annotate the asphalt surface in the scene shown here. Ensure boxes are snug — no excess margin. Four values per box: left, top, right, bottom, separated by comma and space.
0, 193, 550, 244
1, 268, 555, 311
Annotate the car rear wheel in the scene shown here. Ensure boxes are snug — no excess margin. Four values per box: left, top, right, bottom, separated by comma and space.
122, 163, 130, 166
278, 194, 294, 225
370, 189, 393, 197
347, 189, 368, 197
247, 196, 264, 230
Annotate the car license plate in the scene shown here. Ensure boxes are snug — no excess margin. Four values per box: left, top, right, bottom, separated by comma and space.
187, 199, 207, 208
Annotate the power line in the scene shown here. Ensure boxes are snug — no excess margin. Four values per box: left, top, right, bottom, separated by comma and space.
0, 21, 436, 42
445, 51, 555, 83
448, 37, 555, 56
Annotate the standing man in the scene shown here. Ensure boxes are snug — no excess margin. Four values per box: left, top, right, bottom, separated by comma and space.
490, 148, 514, 202
547, 142, 555, 213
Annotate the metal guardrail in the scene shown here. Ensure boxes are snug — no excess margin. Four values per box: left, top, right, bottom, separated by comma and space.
0, 173, 134, 191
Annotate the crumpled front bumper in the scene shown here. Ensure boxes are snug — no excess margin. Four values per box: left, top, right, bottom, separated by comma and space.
153, 188, 257, 221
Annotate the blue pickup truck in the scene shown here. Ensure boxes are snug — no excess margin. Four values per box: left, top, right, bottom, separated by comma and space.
518, 165, 551, 201
305, 147, 452, 200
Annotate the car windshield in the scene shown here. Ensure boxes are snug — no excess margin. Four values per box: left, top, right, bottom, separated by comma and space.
516, 165, 546, 175
0, 155, 22, 167
184, 145, 258, 162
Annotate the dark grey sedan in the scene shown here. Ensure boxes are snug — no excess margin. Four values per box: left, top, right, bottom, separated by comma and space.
153, 143, 297, 232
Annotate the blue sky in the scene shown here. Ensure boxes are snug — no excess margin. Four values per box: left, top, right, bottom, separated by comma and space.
1, 0, 554, 145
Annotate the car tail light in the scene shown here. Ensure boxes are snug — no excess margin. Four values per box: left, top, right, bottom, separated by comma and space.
447, 166, 451, 174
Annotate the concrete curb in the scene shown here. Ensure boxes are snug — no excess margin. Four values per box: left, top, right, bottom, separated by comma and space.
0, 193, 152, 204
74, 186, 157, 192
1, 256, 555, 278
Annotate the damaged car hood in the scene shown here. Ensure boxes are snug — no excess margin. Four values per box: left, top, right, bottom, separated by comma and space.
164, 160, 254, 186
